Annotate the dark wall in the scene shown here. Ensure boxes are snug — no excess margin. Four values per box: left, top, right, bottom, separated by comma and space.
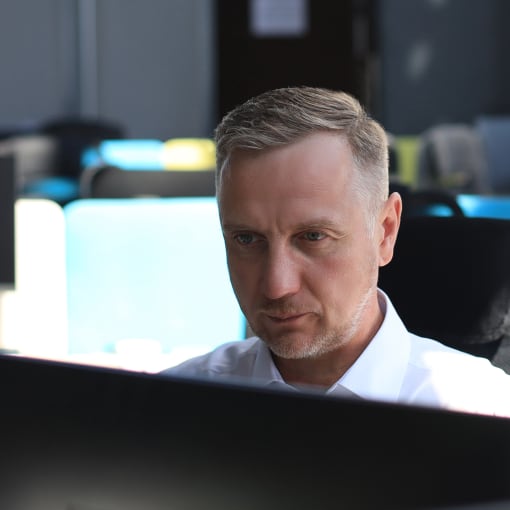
377, 0, 510, 134
216, 0, 376, 121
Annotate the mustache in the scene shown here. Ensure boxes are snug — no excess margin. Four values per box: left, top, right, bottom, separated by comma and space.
258, 298, 316, 316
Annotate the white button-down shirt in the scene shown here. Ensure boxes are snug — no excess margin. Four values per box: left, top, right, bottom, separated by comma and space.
165, 291, 510, 417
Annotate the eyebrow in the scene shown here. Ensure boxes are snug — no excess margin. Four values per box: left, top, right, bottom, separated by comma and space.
221, 223, 253, 233
293, 218, 343, 231
222, 218, 345, 233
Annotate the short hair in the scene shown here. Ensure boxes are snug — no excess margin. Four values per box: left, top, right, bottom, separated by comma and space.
214, 86, 389, 223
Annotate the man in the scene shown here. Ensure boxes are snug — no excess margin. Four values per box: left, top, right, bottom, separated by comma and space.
163, 86, 510, 417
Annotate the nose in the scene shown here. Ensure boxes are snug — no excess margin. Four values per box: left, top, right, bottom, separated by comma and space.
261, 245, 301, 301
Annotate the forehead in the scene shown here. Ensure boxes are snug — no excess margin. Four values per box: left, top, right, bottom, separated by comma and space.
224, 131, 353, 185
219, 132, 361, 227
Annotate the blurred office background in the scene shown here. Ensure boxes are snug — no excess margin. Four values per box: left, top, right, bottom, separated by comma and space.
2, 0, 509, 140
1, 0, 510, 371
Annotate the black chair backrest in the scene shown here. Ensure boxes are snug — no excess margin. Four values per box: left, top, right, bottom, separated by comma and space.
40, 118, 125, 178
378, 216, 510, 373
390, 183, 465, 218
80, 164, 216, 198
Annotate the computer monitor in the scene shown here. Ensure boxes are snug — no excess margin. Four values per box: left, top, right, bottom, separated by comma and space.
0, 353, 510, 510
0, 154, 15, 289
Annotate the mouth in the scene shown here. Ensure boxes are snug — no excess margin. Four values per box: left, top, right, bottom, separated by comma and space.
266, 313, 308, 324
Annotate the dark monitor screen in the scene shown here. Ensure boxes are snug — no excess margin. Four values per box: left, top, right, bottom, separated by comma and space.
0, 154, 15, 289
1, 353, 510, 510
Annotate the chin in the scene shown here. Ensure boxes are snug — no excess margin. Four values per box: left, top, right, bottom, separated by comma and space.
264, 327, 354, 361
264, 333, 330, 361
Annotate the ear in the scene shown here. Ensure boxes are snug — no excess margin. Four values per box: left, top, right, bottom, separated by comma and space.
377, 192, 402, 267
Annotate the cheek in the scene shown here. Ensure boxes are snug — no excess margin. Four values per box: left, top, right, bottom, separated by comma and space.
226, 255, 257, 301
310, 248, 376, 297
314, 249, 358, 279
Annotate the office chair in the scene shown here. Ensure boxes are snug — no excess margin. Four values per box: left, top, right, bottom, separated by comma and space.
391, 183, 465, 218
378, 216, 510, 374
40, 117, 125, 179
416, 123, 490, 194
79, 164, 216, 198
64, 197, 245, 357
0, 134, 58, 189
475, 115, 510, 194
0, 134, 79, 205
79, 138, 217, 198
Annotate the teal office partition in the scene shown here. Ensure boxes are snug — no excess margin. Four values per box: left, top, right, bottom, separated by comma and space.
64, 197, 245, 356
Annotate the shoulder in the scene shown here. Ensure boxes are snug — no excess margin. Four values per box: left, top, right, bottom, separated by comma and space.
160, 337, 263, 379
404, 333, 510, 417
408, 333, 499, 372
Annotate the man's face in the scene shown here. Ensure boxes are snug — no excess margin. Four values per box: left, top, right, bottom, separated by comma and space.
219, 132, 396, 361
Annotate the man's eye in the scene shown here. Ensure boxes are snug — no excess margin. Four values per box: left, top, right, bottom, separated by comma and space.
303, 231, 326, 242
235, 233, 256, 245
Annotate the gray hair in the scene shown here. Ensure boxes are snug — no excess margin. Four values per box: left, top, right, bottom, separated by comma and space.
214, 86, 389, 226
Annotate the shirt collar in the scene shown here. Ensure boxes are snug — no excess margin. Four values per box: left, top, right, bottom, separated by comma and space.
331, 289, 411, 403
253, 339, 286, 386
251, 289, 411, 403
